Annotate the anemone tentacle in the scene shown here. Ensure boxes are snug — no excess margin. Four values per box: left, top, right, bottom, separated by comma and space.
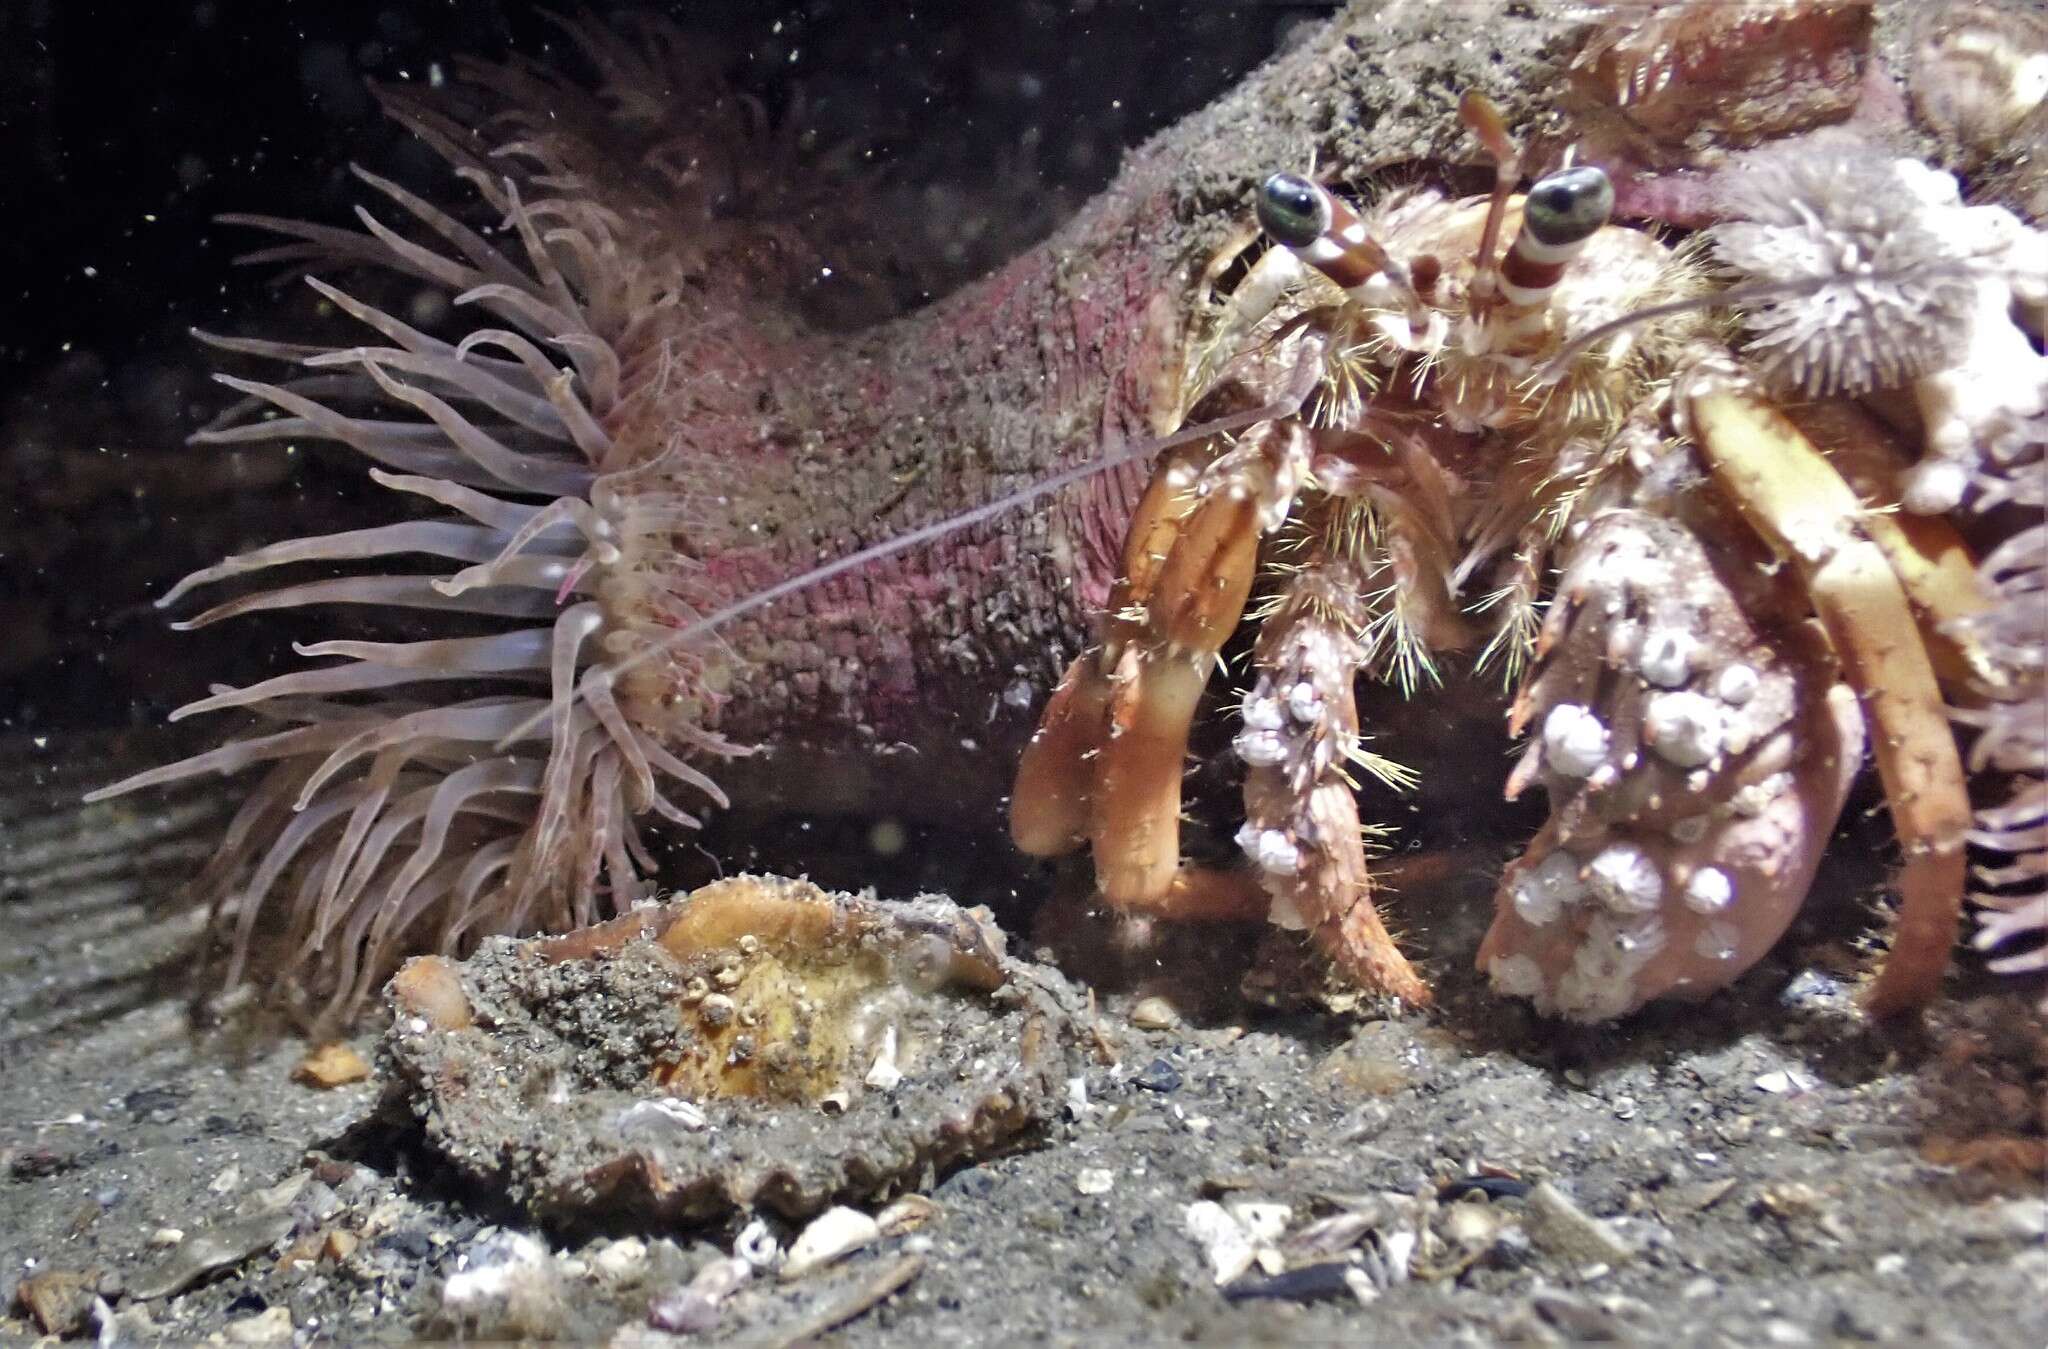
88, 17, 784, 1025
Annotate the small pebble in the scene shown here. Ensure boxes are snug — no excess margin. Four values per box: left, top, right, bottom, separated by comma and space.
441, 1232, 565, 1340
223, 1305, 294, 1343
1076, 1168, 1116, 1196
1129, 997, 1182, 1031
878, 1195, 941, 1235
1132, 1059, 1183, 1093
591, 1237, 648, 1284
14, 1270, 98, 1337
1443, 1202, 1505, 1250
648, 1256, 750, 1334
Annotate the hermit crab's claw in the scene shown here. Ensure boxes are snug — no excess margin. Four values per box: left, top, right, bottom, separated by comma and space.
1479, 510, 1866, 1021
1010, 432, 1272, 920
1682, 376, 1974, 1016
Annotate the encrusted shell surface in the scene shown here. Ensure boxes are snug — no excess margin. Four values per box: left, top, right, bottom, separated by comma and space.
379, 875, 1087, 1223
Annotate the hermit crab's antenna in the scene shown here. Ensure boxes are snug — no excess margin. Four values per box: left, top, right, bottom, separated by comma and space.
1458, 90, 1522, 318
495, 361, 1326, 753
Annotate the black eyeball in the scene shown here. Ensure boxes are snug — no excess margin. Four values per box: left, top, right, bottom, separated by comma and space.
1523, 166, 1614, 247
1257, 173, 1332, 248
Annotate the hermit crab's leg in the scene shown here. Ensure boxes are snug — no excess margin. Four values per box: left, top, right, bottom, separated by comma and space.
1013, 417, 1318, 921
1190, 243, 1313, 396
1011, 435, 1221, 861
1684, 372, 1973, 1016
1090, 419, 1316, 910
1238, 553, 1431, 1006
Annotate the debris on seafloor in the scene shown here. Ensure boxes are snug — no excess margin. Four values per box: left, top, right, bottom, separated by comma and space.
379, 875, 1090, 1223
1185, 1193, 1435, 1308
291, 1041, 371, 1089
439, 1232, 568, 1341
780, 1206, 881, 1279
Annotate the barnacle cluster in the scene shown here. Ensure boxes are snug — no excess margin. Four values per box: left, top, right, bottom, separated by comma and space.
381, 876, 1087, 1221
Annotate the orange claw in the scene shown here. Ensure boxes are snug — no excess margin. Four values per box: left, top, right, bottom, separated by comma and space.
1010, 656, 1110, 857
1093, 449, 1265, 905
1011, 424, 1279, 921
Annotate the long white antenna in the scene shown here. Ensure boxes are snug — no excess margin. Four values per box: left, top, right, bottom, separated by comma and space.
494, 354, 1323, 752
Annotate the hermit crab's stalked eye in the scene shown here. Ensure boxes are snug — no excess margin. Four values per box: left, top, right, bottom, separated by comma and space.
1522, 166, 1615, 247
1257, 172, 1333, 248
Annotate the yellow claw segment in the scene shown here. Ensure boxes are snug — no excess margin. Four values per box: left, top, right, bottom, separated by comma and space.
1687, 383, 1972, 1017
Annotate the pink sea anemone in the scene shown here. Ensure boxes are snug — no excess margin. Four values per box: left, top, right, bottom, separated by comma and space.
87, 19, 805, 1022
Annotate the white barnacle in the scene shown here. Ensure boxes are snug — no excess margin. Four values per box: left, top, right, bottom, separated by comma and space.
1694, 922, 1741, 962
1512, 850, 1585, 927
1556, 914, 1666, 1021
1586, 843, 1664, 914
1714, 663, 1759, 706
1241, 695, 1286, 732
1682, 866, 1734, 915
1644, 690, 1724, 768
1541, 702, 1610, 778
1240, 825, 1301, 876
1487, 953, 1547, 999
1730, 771, 1792, 818
1638, 629, 1695, 688
1901, 458, 1971, 515
1234, 726, 1289, 766
1286, 681, 1322, 725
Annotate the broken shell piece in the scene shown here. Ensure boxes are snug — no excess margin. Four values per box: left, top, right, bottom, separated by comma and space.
877, 1195, 941, 1236
379, 875, 1087, 1222
1185, 1201, 1258, 1285
781, 1206, 881, 1279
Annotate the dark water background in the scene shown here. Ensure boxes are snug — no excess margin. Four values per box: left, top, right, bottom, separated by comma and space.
0, 0, 1323, 733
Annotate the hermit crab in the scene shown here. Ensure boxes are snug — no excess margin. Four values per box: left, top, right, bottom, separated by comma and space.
1007, 92, 2048, 1021
81, 7, 2046, 1028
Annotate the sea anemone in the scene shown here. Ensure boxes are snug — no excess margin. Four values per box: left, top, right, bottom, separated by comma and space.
1949, 419, 2048, 1009
1709, 136, 1976, 398
1711, 132, 2048, 514
85, 17, 809, 1024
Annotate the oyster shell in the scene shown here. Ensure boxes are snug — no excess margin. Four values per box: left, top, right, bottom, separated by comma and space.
379, 875, 1086, 1222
